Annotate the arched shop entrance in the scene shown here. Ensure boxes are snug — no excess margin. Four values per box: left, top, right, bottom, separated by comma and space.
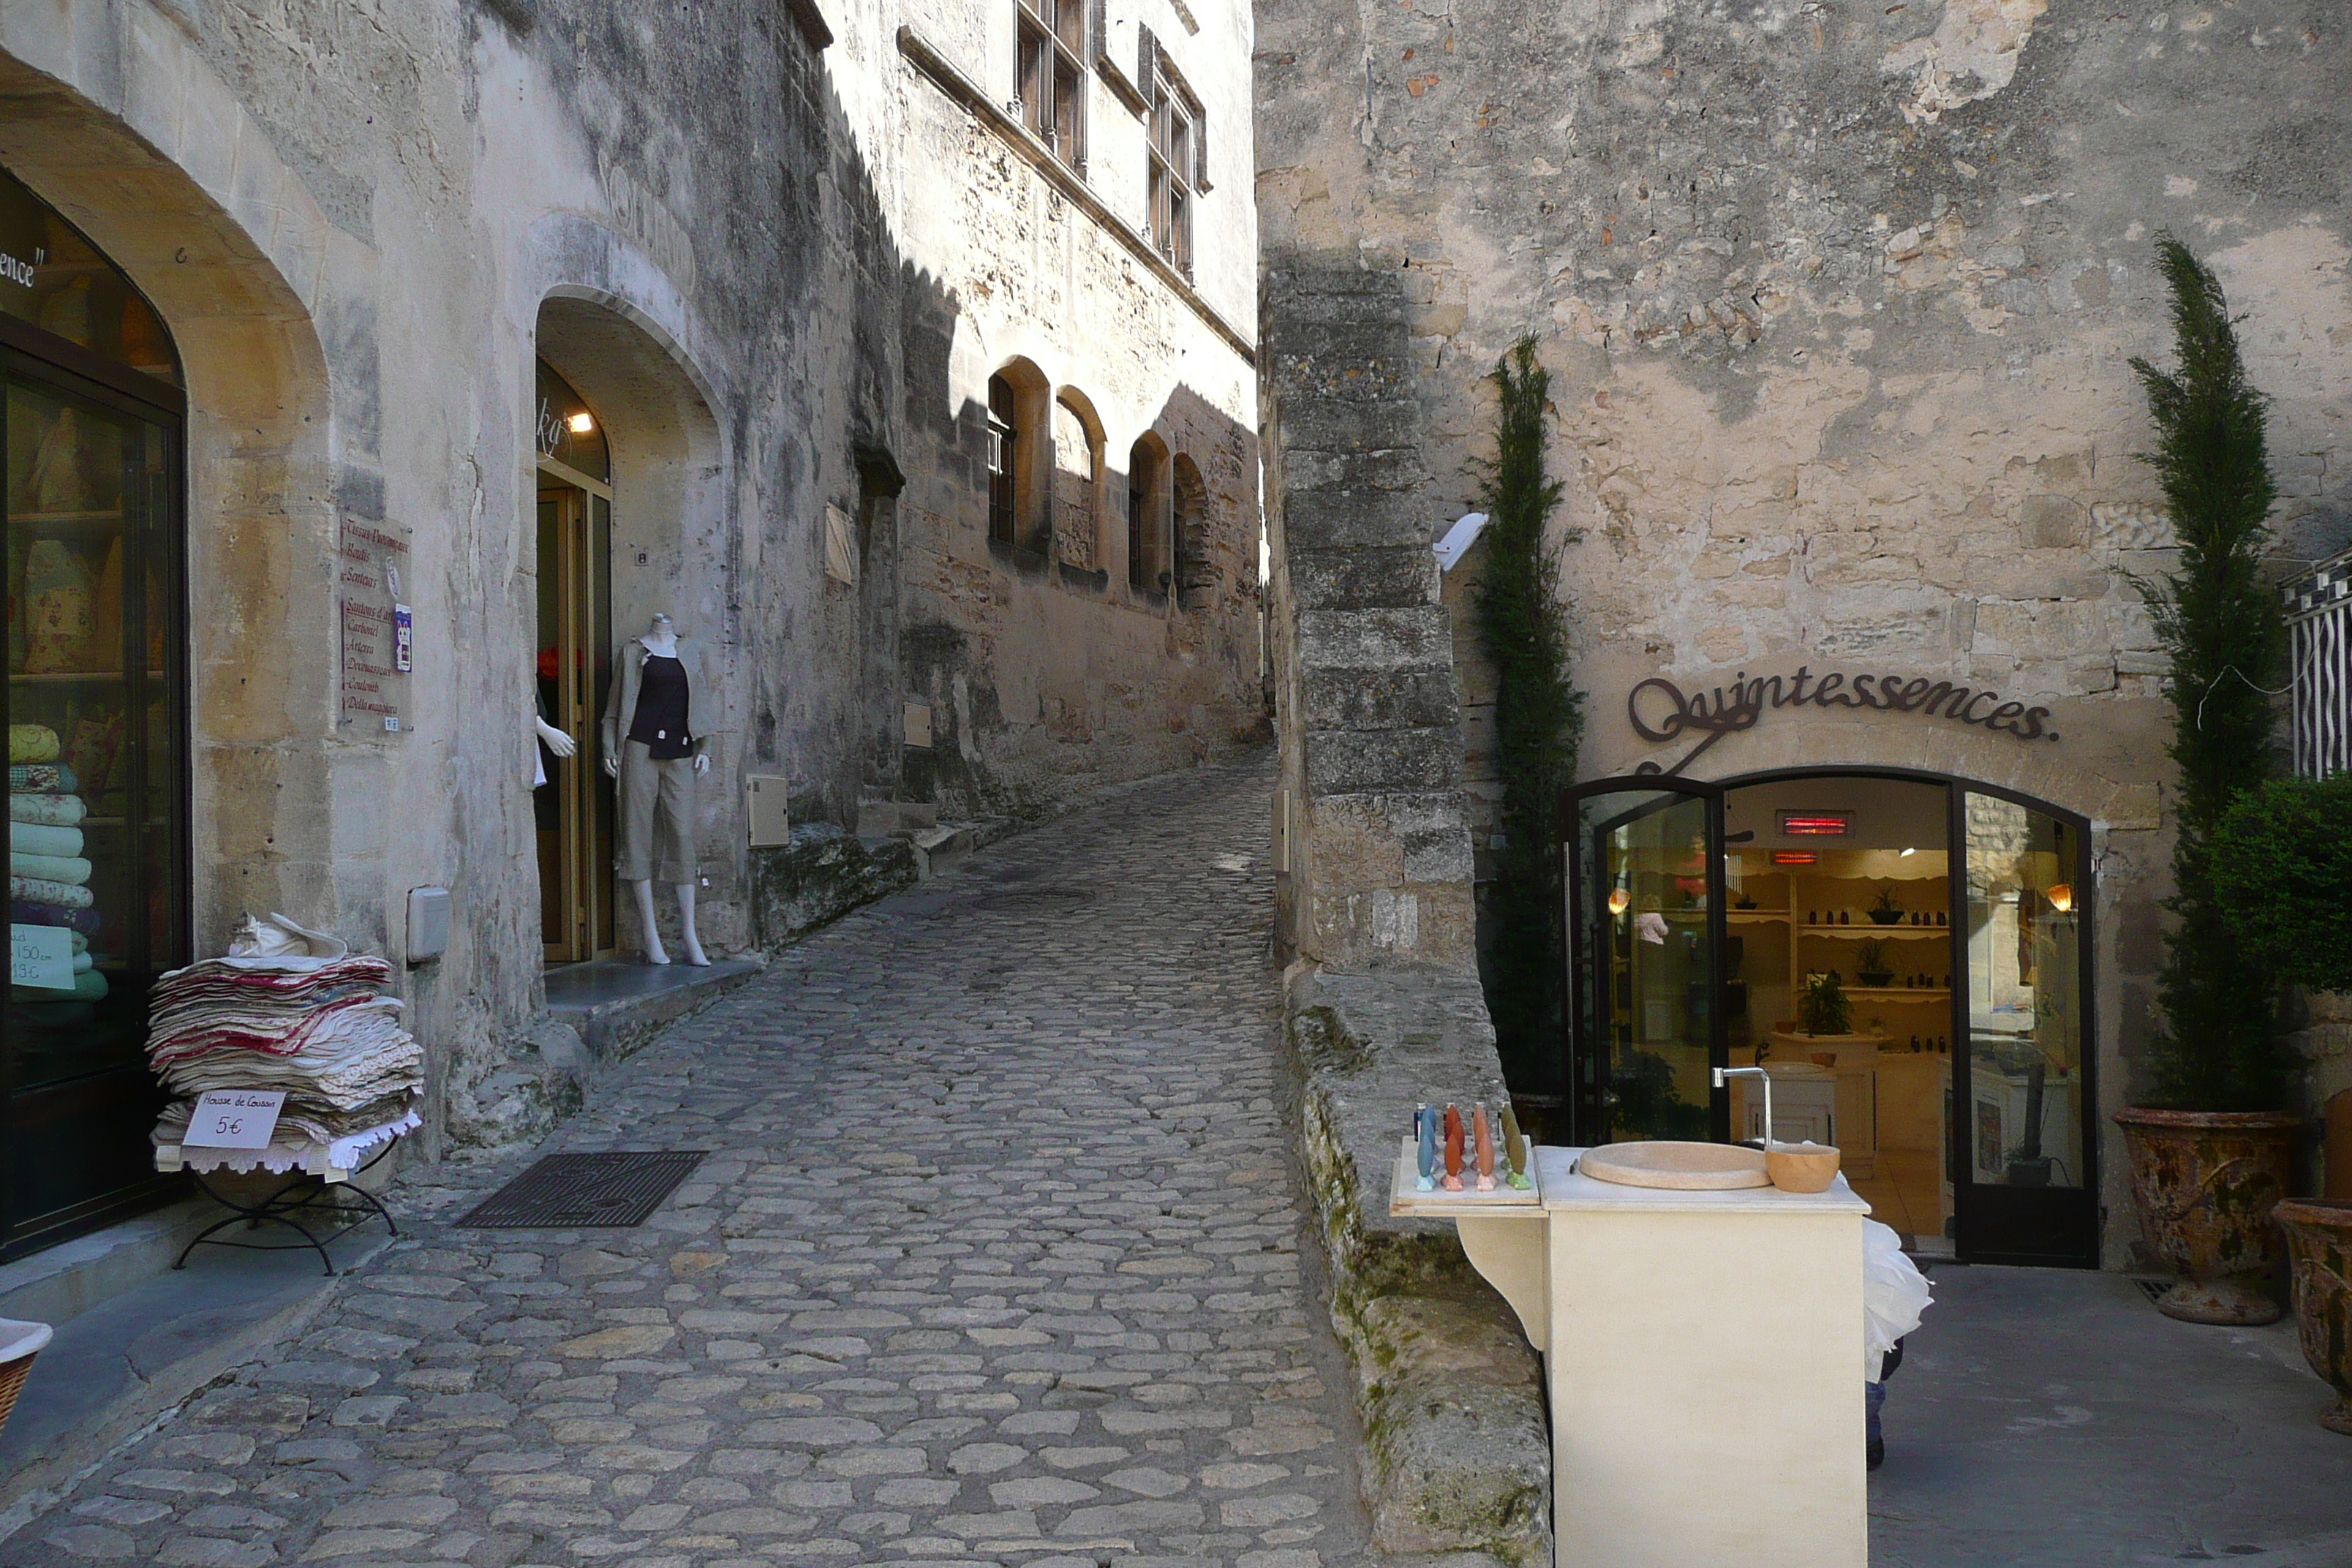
1561, 768, 2096, 1268
1, 167, 189, 1256
534, 358, 616, 964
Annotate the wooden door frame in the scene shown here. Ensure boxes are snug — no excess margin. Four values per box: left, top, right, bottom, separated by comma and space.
536, 459, 612, 965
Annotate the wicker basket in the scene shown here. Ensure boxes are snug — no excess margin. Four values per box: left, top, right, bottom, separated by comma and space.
0, 1319, 53, 1437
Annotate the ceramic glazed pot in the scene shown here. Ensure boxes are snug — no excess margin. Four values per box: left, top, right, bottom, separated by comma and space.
2273, 1199, 2352, 1435
2114, 1107, 2298, 1324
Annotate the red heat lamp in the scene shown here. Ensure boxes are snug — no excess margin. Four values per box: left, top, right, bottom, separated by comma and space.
1771, 851, 1817, 866
1779, 811, 1852, 837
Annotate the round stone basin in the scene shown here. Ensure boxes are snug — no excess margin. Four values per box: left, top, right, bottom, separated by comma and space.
1578, 1141, 1770, 1190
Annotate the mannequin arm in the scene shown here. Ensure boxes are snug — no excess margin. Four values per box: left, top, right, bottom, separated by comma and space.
535, 717, 577, 758
691, 739, 711, 775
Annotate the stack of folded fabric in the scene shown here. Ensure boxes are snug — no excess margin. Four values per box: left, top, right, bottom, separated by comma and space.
10, 723, 105, 1005
149, 913, 423, 1147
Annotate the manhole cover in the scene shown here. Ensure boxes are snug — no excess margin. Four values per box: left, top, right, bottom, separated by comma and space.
457, 1151, 707, 1228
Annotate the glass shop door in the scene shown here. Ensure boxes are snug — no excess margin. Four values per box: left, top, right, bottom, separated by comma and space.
534, 477, 614, 963
1560, 778, 1727, 1148
1951, 789, 2097, 1267
2, 351, 188, 1259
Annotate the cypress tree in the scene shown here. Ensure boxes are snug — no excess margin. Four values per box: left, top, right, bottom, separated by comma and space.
1474, 337, 1583, 1086
2130, 236, 2291, 1111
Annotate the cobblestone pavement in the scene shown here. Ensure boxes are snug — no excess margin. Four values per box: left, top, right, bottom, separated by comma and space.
7, 754, 1373, 1568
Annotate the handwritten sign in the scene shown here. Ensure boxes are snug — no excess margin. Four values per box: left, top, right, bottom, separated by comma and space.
10, 923, 74, 990
1627, 665, 2059, 777
184, 1090, 287, 1150
339, 518, 412, 734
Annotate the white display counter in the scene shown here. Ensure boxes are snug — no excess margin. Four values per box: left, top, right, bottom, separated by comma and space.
1395, 1143, 1871, 1568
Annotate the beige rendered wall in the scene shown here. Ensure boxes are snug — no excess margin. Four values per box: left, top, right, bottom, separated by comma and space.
1258, 1, 2352, 1264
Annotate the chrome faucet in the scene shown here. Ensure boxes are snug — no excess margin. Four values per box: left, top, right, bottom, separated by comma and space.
1714, 1065, 1774, 1148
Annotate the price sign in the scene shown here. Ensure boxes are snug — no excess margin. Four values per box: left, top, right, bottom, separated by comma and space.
10, 923, 74, 990
184, 1090, 287, 1150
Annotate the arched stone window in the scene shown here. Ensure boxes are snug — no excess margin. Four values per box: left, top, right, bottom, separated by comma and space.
1052, 389, 1105, 570
1127, 431, 1168, 595
986, 359, 1051, 555
1172, 453, 1210, 608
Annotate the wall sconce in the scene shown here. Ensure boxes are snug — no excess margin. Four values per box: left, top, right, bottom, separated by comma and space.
2046, 883, 2075, 914
567, 411, 595, 434
1607, 886, 1631, 916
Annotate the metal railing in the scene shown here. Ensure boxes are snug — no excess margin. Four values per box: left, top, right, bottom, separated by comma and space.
2285, 546, 2352, 779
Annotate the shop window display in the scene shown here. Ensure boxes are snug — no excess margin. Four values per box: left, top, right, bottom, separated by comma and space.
1, 165, 187, 1254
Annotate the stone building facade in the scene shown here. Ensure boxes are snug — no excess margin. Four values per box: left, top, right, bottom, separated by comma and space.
1259, 0, 2351, 1272
0, 0, 1259, 1258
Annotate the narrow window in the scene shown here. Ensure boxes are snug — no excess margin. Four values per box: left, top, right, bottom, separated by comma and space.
1018, 0, 1088, 174
1145, 36, 1201, 276
1128, 437, 1163, 592
988, 374, 1019, 546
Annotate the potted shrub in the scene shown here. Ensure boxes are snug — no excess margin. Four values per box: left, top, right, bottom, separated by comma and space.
1798, 972, 1851, 1037
2212, 772, 2352, 1428
2113, 238, 2300, 1326
1855, 938, 1894, 990
1866, 887, 1904, 926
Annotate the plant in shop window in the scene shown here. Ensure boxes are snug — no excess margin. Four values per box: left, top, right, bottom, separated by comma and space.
1854, 938, 1894, 990
1867, 886, 1904, 926
2113, 236, 2301, 1329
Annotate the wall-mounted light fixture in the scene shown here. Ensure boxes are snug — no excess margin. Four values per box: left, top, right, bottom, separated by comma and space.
1779, 811, 1852, 837
1771, 851, 1817, 866
2046, 883, 2075, 914
568, 411, 595, 434
1607, 886, 1632, 916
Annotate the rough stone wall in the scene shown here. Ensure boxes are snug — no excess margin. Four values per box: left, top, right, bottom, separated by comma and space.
885, 0, 1268, 823
0, 0, 1259, 1164
1259, 0, 2352, 1264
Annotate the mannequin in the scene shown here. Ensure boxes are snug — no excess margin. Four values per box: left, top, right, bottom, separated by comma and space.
601, 614, 715, 965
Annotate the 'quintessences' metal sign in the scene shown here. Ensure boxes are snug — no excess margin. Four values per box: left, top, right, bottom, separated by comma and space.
1629, 666, 2059, 775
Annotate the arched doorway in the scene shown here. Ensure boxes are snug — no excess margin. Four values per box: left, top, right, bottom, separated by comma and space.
1560, 766, 2096, 1267
534, 359, 616, 962
1, 166, 190, 1253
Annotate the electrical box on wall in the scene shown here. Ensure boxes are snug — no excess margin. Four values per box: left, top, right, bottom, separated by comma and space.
407, 886, 450, 964
747, 775, 791, 848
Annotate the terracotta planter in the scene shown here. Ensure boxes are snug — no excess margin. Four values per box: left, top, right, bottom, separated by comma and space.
2273, 1199, 2352, 1435
2114, 1107, 2298, 1324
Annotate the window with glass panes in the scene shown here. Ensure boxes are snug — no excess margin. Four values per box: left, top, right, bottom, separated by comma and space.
987, 374, 1019, 546
1017, 0, 1088, 173
1145, 42, 1204, 275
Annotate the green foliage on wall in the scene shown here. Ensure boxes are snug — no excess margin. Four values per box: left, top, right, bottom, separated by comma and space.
1474, 337, 1584, 1086
2209, 773, 2352, 998
2130, 236, 2293, 1112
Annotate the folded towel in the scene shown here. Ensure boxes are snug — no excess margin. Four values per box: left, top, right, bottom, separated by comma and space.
9, 726, 59, 764
9, 794, 84, 826
8, 765, 78, 794
14, 968, 106, 1001
11, 853, 90, 886
11, 823, 82, 858
11, 877, 92, 909
14, 897, 101, 932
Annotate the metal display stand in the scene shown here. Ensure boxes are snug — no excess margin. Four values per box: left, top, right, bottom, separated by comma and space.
154, 1118, 411, 1276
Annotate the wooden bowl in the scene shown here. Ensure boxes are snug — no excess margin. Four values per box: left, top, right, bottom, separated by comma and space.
1765, 1142, 1842, 1194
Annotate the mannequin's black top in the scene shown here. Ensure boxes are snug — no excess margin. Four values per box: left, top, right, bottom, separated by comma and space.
627, 653, 693, 759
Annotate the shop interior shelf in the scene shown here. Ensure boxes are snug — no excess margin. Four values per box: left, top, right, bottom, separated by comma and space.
1847, 987, 1951, 1000
10, 669, 170, 682
1798, 924, 1950, 937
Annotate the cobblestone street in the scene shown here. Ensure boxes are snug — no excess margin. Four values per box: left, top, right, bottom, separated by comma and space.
7, 755, 1373, 1568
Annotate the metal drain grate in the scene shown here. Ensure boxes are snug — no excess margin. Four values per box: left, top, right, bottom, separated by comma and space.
457, 1151, 707, 1229
2133, 1277, 2172, 1304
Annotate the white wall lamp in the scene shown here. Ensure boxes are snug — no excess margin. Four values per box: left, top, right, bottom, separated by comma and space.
1433, 511, 1490, 573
